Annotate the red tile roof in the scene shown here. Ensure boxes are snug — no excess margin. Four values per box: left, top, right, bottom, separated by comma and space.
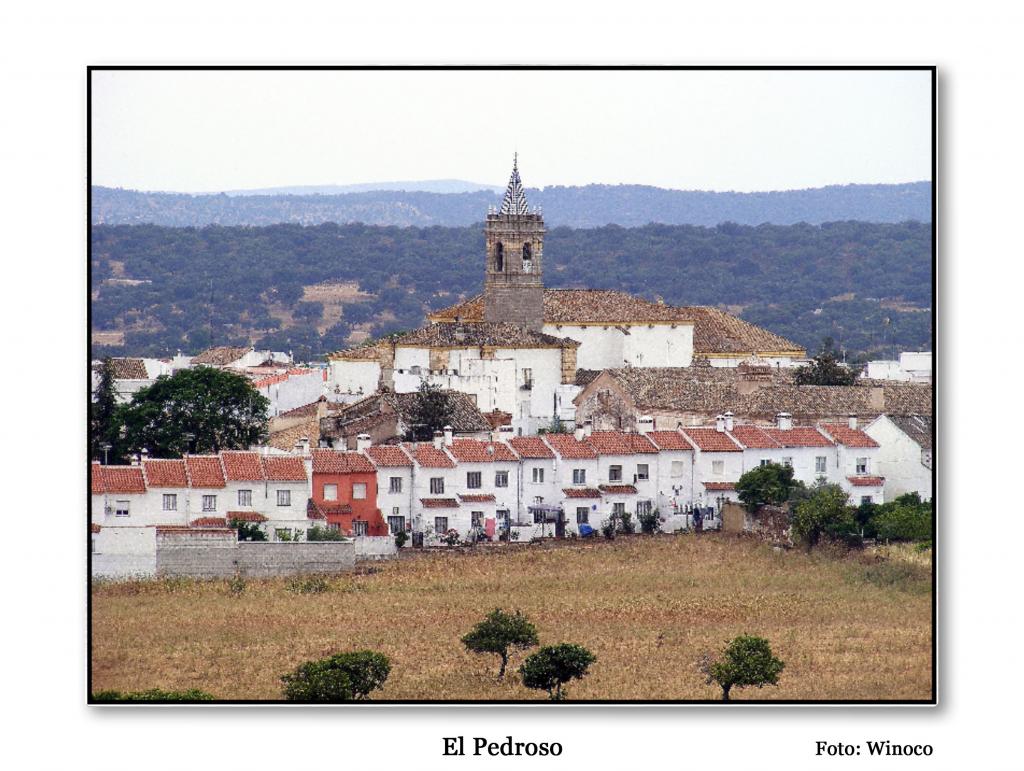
93, 465, 147, 494
420, 498, 459, 508
646, 431, 695, 451
586, 431, 658, 455
91, 523, 101, 534
226, 511, 268, 522
312, 449, 376, 474
143, 458, 189, 487
220, 451, 266, 481
702, 481, 737, 491
562, 487, 602, 499
544, 433, 598, 459
599, 484, 639, 494
508, 436, 556, 459
261, 455, 308, 481
365, 445, 414, 467
306, 499, 327, 519
90, 462, 104, 494
847, 476, 885, 487
764, 427, 835, 448
681, 428, 743, 452
728, 425, 783, 449
185, 456, 226, 488
458, 493, 496, 503
448, 439, 519, 463
190, 517, 229, 527
404, 443, 456, 468
820, 424, 880, 448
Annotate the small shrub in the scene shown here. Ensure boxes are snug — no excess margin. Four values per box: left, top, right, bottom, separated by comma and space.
619, 511, 635, 534
282, 650, 391, 701
638, 508, 661, 535
227, 573, 246, 596
93, 688, 215, 702
700, 634, 785, 701
601, 519, 616, 540
462, 609, 539, 679
520, 643, 596, 701
307, 525, 345, 542
287, 574, 331, 594
231, 518, 267, 542
440, 528, 461, 547
394, 531, 409, 548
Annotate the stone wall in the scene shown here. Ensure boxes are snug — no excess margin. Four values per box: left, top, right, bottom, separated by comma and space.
353, 535, 398, 561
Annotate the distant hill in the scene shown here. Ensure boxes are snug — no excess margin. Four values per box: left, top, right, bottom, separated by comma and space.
219, 179, 504, 196
91, 181, 931, 228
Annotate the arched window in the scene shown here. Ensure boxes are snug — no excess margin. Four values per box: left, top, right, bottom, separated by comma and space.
495, 242, 504, 272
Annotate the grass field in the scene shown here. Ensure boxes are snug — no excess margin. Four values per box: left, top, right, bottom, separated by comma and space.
90, 533, 933, 701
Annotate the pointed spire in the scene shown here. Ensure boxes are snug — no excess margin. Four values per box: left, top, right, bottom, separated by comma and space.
500, 152, 530, 215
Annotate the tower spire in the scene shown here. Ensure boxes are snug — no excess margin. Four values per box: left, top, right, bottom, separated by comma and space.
500, 153, 530, 215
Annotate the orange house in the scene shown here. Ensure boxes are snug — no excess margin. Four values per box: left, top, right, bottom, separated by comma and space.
309, 449, 387, 536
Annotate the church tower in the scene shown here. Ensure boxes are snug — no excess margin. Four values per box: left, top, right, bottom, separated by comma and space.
483, 154, 545, 331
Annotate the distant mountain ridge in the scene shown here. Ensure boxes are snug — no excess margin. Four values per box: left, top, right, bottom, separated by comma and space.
219, 179, 504, 196
91, 181, 931, 229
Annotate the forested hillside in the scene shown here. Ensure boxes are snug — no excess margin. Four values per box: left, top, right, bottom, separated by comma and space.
92, 182, 932, 229
90, 221, 932, 363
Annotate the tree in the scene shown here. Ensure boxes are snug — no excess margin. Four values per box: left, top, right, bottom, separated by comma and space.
461, 609, 539, 679
520, 644, 596, 701
735, 462, 802, 510
281, 650, 391, 702
306, 525, 346, 541
871, 493, 932, 542
794, 337, 858, 386
118, 367, 269, 458
90, 358, 124, 463
701, 634, 785, 701
405, 379, 456, 441
790, 483, 857, 548
230, 518, 267, 542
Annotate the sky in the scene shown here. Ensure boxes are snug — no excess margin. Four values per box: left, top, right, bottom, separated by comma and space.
91, 69, 932, 193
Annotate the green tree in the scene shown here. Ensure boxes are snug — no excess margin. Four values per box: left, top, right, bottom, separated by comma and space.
701, 634, 785, 701
871, 494, 932, 542
281, 651, 391, 702
306, 525, 346, 541
230, 518, 267, 542
405, 379, 455, 441
790, 483, 857, 548
519, 644, 596, 701
794, 337, 858, 386
90, 358, 124, 463
462, 609, 540, 679
119, 367, 269, 458
735, 462, 802, 510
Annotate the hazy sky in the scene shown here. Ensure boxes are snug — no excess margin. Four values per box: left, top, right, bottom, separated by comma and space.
92, 69, 931, 193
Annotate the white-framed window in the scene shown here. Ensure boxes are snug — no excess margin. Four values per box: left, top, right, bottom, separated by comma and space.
495, 471, 509, 488
202, 495, 217, 512
782, 457, 793, 467
277, 489, 291, 507
856, 457, 869, 474
609, 465, 622, 482
532, 467, 544, 484
496, 509, 510, 528
353, 483, 367, 500
323, 483, 338, 501
815, 456, 827, 474
522, 368, 533, 388
670, 460, 684, 478
353, 520, 369, 536
612, 502, 626, 517
637, 500, 652, 516
162, 493, 177, 511
573, 468, 586, 485
860, 496, 873, 506
467, 471, 482, 489
430, 477, 445, 494
387, 515, 405, 534
434, 516, 449, 533
759, 459, 771, 467
712, 460, 724, 475
471, 511, 484, 528
636, 464, 649, 481
576, 507, 589, 524
238, 489, 252, 507
389, 477, 402, 494
114, 500, 130, 517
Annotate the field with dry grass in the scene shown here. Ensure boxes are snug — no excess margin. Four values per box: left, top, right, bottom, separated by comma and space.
90, 534, 932, 701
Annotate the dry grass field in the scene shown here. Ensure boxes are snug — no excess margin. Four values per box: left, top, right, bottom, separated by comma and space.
90, 534, 932, 701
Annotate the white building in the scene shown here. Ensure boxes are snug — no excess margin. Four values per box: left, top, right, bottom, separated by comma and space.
537, 431, 601, 534
864, 414, 933, 502
863, 351, 932, 384
681, 419, 745, 510
363, 442, 416, 537
818, 418, 886, 505
446, 436, 521, 537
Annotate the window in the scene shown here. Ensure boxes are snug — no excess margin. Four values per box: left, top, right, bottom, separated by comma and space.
522, 243, 533, 272
162, 494, 177, 511
712, 460, 724, 475
353, 483, 367, 500
522, 368, 533, 389
434, 516, 449, 533
202, 495, 217, 512
636, 464, 649, 481
860, 496, 873, 506
759, 459, 771, 467
609, 465, 622, 482
495, 470, 509, 488
277, 489, 291, 507
496, 510, 510, 528
323, 483, 338, 501
237, 489, 252, 507
815, 456, 827, 474
388, 515, 406, 534
532, 467, 544, 484
114, 500, 130, 517
430, 477, 445, 494
637, 500, 652, 516
612, 502, 626, 517
389, 477, 402, 494
466, 471, 482, 489
353, 520, 369, 536
670, 460, 684, 478
856, 457, 869, 474
782, 457, 793, 467
576, 507, 589, 524
471, 511, 484, 528
495, 242, 504, 272
572, 468, 586, 485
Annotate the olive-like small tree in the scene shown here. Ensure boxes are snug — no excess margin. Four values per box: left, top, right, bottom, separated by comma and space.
461, 609, 539, 679
281, 650, 391, 702
700, 634, 784, 701
735, 462, 801, 511
519, 643, 596, 701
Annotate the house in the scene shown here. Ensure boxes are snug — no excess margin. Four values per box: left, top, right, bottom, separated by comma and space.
818, 418, 885, 505
91, 357, 172, 403
530, 431, 597, 534
863, 352, 932, 384
249, 367, 325, 417
364, 442, 416, 538
309, 449, 385, 536
762, 414, 839, 487
864, 414, 933, 501
91, 462, 148, 526
681, 418, 745, 510
403, 438, 463, 540
645, 429, 697, 526
446, 436, 521, 538
583, 429, 660, 525
139, 458, 190, 526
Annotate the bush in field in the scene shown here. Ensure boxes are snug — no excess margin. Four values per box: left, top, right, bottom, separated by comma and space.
394, 530, 409, 548
93, 688, 215, 702
601, 519, 616, 539
618, 511, 635, 534
282, 650, 391, 701
287, 574, 331, 594
638, 508, 661, 534
736, 462, 802, 511
307, 525, 346, 541
870, 493, 932, 542
462, 609, 539, 679
791, 483, 858, 548
700, 634, 784, 701
520, 644, 596, 701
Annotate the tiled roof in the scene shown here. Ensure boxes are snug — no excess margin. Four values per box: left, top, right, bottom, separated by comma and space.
888, 414, 933, 450
508, 436, 555, 459
764, 427, 835, 448
585, 430, 658, 455
728, 425, 782, 449
278, 398, 327, 419
819, 424, 880, 448
404, 443, 456, 468
365, 445, 414, 467
261, 455, 308, 481
190, 517, 229, 527
447, 439, 519, 463
227, 511, 268, 522
681, 428, 743, 452
322, 390, 492, 441
847, 476, 885, 487
143, 458, 189, 487
268, 417, 320, 452
106, 357, 149, 380
483, 409, 513, 430
192, 346, 250, 366
185, 456, 226, 488
388, 391, 492, 434
544, 433, 598, 459
646, 430, 695, 451
599, 484, 639, 495
562, 487, 602, 499
458, 493, 496, 503
220, 451, 266, 481
93, 464, 147, 494
91, 523, 101, 533
686, 306, 804, 356
306, 499, 327, 519
420, 498, 459, 508
393, 322, 578, 349
326, 343, 386, 361
702, 481, 737, 491
312, 449, 376, 474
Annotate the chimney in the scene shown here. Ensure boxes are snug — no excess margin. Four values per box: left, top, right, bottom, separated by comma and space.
433, 431, 444, 449
574, 424, 585, 441
356, 433, 371, 452
583, 419, 593, 437
637, 415, 654, 435
140, 448, 149, 463
715, 414, 726, 433
298, 436, 310, 455
498, 424, 515, 442
443, 425, 454, 446
130, 453, 141, 467
848, 414, 858, 430
724, 411, 734, 432
776, 412, 792, 431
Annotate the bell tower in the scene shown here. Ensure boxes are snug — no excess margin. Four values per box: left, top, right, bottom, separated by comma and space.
483, 154, 545, 331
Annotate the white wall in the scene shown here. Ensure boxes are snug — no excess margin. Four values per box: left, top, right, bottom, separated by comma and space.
329, 359, 381, 398
864, 416, 932, 501
543, 323, 694, 369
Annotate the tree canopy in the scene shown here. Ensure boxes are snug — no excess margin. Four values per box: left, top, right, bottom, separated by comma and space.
794, 337, 859, 386
519, 644, 596, 701
790, 482, 857, 548
405, 380, 456, 441
735, 462, 802, 510
702, 635, 785, 701
461, 609, 540, 679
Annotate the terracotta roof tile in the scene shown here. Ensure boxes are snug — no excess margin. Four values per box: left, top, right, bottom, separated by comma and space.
887, 415, 933, 450
420, 498, 459, 508
702, 481, 737, 491
763, 427, 834, 448
306, 499, 327, 519
458, 493, 496, 503
448, 439, 518, 463
404, 443, 456, 468
268, 417, 320, 452
143, 459, 189, 487
646, 430, 695, 451
585, 430, 658, 455
544, 433, 598, 459
394, 322, 578, 349
227, 511, 268, 522
680, 428, 743, 452
261, 455, 308, 481
820, 424, 880, 448
562, 487, 602, 499
365, 445, 414, 467
312, 449, 376, 474
185, 456, 226, 488
728, 425, 783, 449
192, 346, 250, 366
190, 517, 229, 527
104, 357, 149, 380
508, 436, 555, 459
94, 465, 147, 494
220, 451, 266, 481
847, 476, 885, 486
599, 484, 639, 494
